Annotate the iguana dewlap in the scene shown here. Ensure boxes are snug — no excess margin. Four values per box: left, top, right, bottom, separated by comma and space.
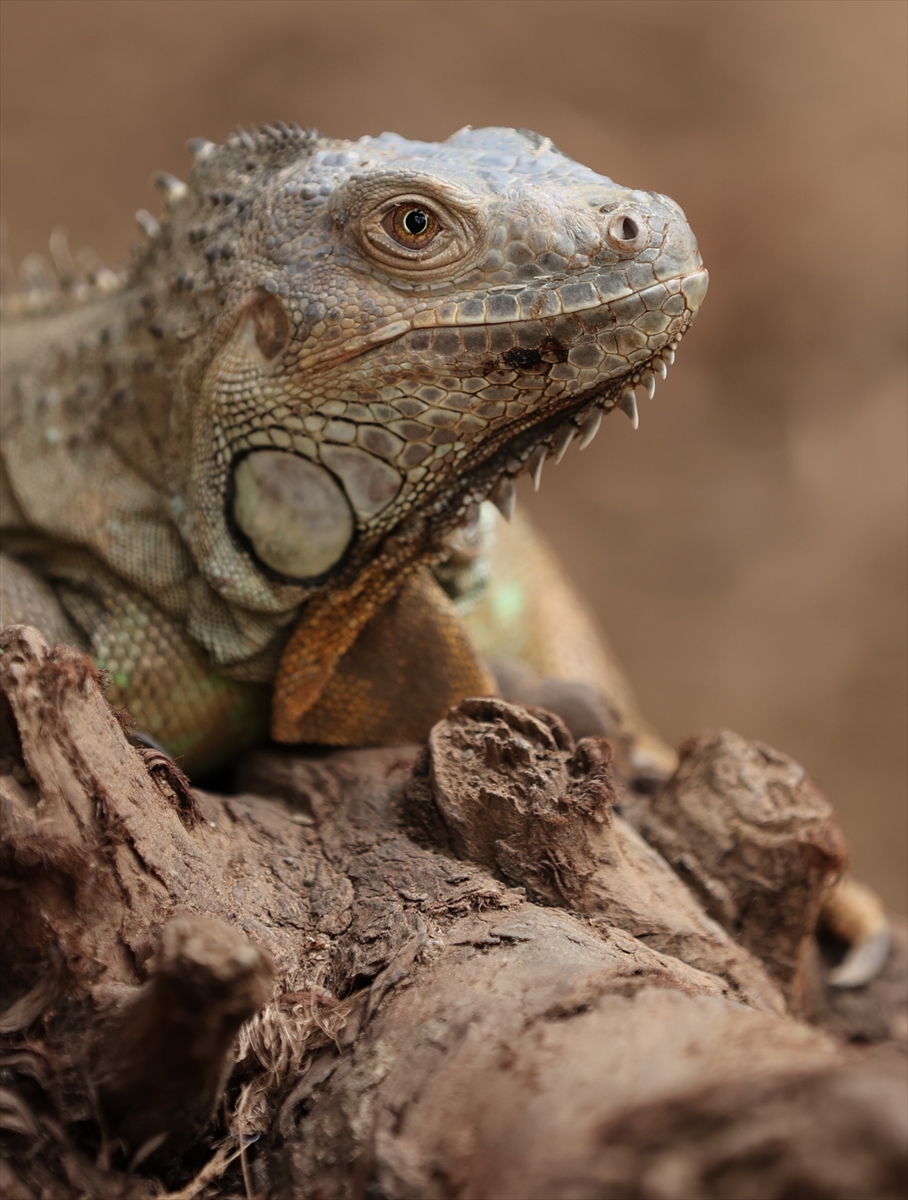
0, 124, 707, 773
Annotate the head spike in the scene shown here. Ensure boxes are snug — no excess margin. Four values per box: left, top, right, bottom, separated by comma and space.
19, 253, 56, 298
135, 210, 161, 239
74, 246, 120, 290
154, 172, 188, 207
186, 137, 216, 162
48, 227, 77, 289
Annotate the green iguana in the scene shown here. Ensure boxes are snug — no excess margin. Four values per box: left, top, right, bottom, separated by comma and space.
0, 124, 886, 983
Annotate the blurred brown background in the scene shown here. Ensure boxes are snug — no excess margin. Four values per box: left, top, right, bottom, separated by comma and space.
1, 0, 905, 910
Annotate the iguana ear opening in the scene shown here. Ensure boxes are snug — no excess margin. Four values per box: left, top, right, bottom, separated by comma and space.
232, 450, 355, 580
250, 292, 290, 360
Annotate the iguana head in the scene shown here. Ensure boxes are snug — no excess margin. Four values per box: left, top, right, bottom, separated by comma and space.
141, 124, 706, 720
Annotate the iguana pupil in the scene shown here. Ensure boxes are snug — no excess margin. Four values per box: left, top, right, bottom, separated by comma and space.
403, 208, 428, 235
383, 203, 439, 247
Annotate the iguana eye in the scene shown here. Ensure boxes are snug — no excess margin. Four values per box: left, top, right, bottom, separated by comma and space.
352, 184, 478, 277
382, 204, 440, 249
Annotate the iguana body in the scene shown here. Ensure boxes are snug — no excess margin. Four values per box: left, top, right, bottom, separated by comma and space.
1, 124, 708, 772
0, 124, 891, 985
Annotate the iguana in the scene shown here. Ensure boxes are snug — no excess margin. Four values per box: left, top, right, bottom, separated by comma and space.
0, 124, 886, 983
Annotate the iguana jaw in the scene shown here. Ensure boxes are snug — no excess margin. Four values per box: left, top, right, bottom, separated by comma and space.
271, 266, 707, 733
311, 264, 708, 557
220, 262, 707, 593
379, 266, 710, 523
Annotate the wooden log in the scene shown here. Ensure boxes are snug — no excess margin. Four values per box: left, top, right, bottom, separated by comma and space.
0, 627, 904, 1198
90, 914, 273, 1161
406, 697, 788, 1012
621, 728, 850, 1008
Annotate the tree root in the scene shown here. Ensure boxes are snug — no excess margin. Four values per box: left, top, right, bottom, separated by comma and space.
0, 625, 904, 1198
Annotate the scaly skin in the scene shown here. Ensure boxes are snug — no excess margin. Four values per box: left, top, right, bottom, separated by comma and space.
1, 124, 706, 771
0, 124, 889, 986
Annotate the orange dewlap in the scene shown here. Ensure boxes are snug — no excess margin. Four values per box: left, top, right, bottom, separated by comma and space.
272, 566, 497, 745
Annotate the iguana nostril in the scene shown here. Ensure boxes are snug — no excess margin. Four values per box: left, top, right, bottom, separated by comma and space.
605, 209, 646, 251
619, 216, 638, 240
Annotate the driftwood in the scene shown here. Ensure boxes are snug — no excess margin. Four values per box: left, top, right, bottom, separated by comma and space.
0, 625, 905, 1199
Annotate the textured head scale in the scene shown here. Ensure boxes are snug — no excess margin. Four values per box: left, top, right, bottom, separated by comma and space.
139, 124, 706, 628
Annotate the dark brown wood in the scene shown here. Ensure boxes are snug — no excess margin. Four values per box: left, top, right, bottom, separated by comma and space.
90, 915, 274, 1162
0, 626, 904, 1199
621, 728, 850, 1010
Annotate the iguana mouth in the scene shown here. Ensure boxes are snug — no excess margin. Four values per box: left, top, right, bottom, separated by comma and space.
453, 334, 679, 519
223, 261, 707, 603
318, 265, 707, 522
268, 307, 696, 736
301, 267, 706, 379
399, 267, 708, 534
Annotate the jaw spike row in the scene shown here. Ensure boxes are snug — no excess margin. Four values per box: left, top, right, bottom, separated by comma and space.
619, 387, 640, 429
664, 347, 676, 364
579, 408, 603, 450
490, 476, 516, 521
654, 358, 668, 379
528, 445, 547, 491
641, 369, 656, 399
552, 424, 576, 464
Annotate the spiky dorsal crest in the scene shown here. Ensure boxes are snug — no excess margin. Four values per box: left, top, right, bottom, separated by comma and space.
0, 225, 126, 318
186, 123, 321, 197
126, 124, 322, 326
2, 125, 323, 318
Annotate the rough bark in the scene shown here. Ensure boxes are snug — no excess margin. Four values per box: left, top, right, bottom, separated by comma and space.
0, 626, 904, 1199
619, 729, 851, 1009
